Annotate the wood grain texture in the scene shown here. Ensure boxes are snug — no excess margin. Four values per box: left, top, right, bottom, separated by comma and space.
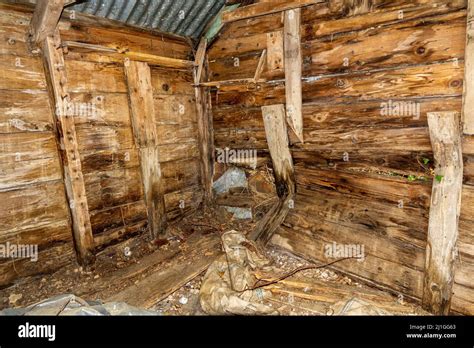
422, 112, 463, 314
42, 32, 95, 265
124, 60, 166, 237
463, 0, 474, 134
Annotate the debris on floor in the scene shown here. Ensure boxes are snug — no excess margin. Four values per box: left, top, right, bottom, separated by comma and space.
0, 294, 157, 316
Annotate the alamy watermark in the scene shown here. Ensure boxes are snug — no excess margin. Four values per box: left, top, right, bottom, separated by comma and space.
0, 242, 38, 262
380, 100, 421, 120
324, 242, 365, 262
216, 147, 258, 169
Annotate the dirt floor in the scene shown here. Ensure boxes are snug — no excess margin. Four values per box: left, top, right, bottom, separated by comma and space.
0, 207, 426, 315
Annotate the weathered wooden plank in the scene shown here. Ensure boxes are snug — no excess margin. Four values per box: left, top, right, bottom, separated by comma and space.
250, 104, 295, 244
27, 0, 64, 52
272, 225, 424, 298
80, 149, 140, 174
463, 0, 474, 134
151, 68, 195, 96
0, 132, 57, 164
0, 55, 46, 90
161, 159, 201, 194
194, 44, 214, 206
107, 233, 221, 308
42, 32, 94, 265
222, 0, 324, 23
75, 125, 135, 152
124, 60, 167, 237
0, 181, 69, 234
422, 112, 463, 315
153, 95, 197, 125
305, 12, 466, 75
65, 60, 127, 93
284, 9, 303, 142
266, 31, 284, 77
0, 90, 52, 133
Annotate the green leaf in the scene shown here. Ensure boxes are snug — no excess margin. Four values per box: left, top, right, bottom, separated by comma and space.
407, 175, 416, 182
422, 158, 430, 165
435, 175, 444, 183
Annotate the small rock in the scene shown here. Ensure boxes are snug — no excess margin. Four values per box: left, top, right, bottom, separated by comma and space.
94, 274, 100, 279
9, 293, 22, 306
179, 297, 188, 305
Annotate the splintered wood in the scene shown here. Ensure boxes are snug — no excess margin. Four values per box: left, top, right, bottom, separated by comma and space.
124, 60, 166, 237
250, 104, 295, 245
422, 112, 463, 315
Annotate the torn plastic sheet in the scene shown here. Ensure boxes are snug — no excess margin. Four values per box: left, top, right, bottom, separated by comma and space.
222, 206, 252, 220
0, 294, 158, 316
212, 167, 248, 194
200, 230, 278, 315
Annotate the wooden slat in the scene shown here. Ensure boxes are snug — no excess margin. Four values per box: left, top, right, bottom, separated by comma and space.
124, 60, 166, 237
250, 104, 295, 244
194, 41, 214, 206
27, 0, 64, 52
42, 31, 95, 265
463, 0, 474, 134
222, 0, 324, 23
422, 112, 463, 315
107, 233, 221, 308
284, 8, 303, 143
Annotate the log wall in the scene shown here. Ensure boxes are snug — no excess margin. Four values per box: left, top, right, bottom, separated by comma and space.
208, 0, 474, 314
0, 3, 200, 286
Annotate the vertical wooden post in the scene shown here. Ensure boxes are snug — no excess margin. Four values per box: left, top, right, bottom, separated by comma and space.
124, 60, 167, 238
463, 0, 474, 134
249, 104, 296, 245
284, 8, 303, 143
194, 38, 214, 206
422, 112, 463, 315
42, 31, 95, 265
28, 0, 65, 53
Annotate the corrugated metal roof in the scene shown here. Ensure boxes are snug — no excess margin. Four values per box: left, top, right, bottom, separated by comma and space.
69, 0, 226, 40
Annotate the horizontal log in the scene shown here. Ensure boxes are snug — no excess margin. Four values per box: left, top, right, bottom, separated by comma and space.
222, 0, 323, 23
63, 41, 195, 69
0, 132, 58, 164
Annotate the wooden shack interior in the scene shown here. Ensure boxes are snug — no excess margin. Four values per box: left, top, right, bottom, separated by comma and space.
0, 0, 473, 316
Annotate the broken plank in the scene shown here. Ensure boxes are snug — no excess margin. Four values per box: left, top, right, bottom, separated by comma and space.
107, 233, 221, 309
42, 31, 95, 266
422, 112, 463, 315
284, 8, 303, 143
250, 104, 295, 245
124, 60, 167, 238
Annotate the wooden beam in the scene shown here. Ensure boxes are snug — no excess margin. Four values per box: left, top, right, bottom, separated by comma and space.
284, 8, 304, 143
194, 38, 214, 206
422, 112, 463, 315
42, 31, 95, 265
254, 49, 267, 81
249, 104, 296, 245
63, 41, 195, 69
222, 0, 322, 23
28, 0, 65, 53
124, 60, 167, 238
463, 0, 474, 134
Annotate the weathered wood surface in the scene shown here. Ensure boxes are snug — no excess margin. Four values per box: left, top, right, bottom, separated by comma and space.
124, 60, 166, 238
27, 0, 64, 52
107, 233, 221, 308
42, 31, 95, 265
222, 0, 324, 23
422, 112, 463, 315
284, 9, 303, 143
194, 42, 214, 206
463, 0, 474, 134
250, 105, 295, 244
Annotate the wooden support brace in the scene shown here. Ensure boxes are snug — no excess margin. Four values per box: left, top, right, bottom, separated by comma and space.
463, 0, 474, 134
63, 41, 195, 69
222, 0, 323, 23
42, 31, 95, 265
28, 0, 65, 53
194, 38, 214, 206
249, 104, 296, 245
422, 112, 463, 315
124, 60, 167, 238
284, 8, 304, 143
